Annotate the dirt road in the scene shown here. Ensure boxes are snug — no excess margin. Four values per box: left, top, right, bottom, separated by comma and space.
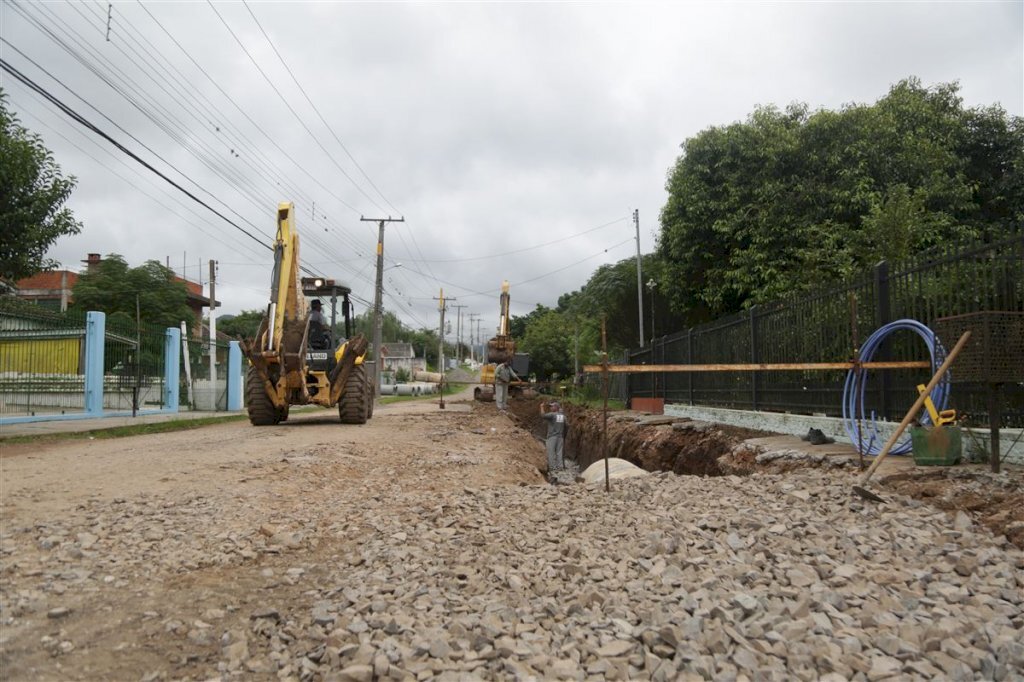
0, 393, 545, 680
2, 394, 1022, 681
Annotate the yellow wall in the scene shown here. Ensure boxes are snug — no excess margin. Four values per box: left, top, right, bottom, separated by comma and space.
0, 338, 81, 374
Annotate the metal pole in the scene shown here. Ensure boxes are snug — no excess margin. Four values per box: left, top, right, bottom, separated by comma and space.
634, 209, 644, 347
209, 259, 217, 409
601, 316, 610, 493
134, 294, 141, 416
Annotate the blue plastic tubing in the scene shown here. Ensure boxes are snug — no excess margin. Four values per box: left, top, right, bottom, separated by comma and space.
842, 320, 950, 456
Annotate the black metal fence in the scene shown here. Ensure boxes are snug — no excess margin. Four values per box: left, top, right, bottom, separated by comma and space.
628, 230, 1024, 428
103, 315, 169, 412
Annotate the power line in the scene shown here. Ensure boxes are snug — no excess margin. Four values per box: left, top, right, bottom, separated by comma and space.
1, 17, 277, 246
206, 1, 383, 217
26, 2, 376, 280
9, 88, 269, 262
241, 0, 399, 217
0, 57, 274, 252
403, 216, 630, 264
133, 1, 379, 250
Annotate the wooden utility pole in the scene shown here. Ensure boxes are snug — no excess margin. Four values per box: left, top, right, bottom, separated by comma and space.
361, 216, 404, 397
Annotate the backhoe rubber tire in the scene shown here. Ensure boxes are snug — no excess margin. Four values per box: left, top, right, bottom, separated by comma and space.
246, 365, 280, 426
367, 382, 375, 419
338, 364, 369, 424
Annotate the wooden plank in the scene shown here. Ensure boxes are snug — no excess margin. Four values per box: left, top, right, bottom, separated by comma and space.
582, 361, 932, 373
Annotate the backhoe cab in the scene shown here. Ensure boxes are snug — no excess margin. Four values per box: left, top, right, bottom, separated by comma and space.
241, 202, 374, 426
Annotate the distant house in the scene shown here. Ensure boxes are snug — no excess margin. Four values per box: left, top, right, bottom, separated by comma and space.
12, 254, 217, 338
0, 312, 85, 375
379, 342, 423, 376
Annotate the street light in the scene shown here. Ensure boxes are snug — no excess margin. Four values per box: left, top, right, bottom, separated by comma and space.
646, 278, 656, 346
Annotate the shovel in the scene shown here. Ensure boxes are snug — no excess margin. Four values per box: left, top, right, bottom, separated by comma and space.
852, 330, 971, 502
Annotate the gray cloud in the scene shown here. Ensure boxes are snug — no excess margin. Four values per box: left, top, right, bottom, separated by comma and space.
2, 1, 1020, 339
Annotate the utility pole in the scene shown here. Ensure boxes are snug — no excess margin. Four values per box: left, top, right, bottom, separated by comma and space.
209, 259, 218, 407
434, 290, 454, 409
361, 215, 404, 395
468, 313, 480, 363
452, 304, 468, 364
634, 208, 644, 348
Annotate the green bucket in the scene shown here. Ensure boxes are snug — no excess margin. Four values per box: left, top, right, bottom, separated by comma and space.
910, 426, 962, 466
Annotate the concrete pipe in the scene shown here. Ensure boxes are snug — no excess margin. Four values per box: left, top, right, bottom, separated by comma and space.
579, 458, 649, 484
396, 384, 417, 396
379, 384, 396, 396
413, 370, 443, 383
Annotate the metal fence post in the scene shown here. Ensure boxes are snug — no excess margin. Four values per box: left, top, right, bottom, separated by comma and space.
227, 341, 242, 411
874, 261, 892, 419
84, 311, 105, 415
164, 327, 180, 412
749, 306, 759, 411
687, 328, 694, 405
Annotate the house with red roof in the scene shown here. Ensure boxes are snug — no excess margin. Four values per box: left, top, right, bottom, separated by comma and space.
12, 254, 216, 337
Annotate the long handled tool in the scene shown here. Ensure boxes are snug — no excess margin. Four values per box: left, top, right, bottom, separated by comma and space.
852, 330, 972, 502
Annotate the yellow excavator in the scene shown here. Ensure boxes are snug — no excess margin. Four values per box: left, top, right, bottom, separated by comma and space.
475, 280, 531, 401
241, 202, 374, 425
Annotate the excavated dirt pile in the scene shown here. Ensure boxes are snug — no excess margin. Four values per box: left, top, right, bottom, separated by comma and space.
508, 398, 770, 476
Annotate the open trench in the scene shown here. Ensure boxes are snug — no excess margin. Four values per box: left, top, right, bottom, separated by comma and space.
508, 397, 772, 478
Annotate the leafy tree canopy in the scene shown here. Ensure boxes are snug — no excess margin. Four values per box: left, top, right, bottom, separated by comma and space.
0, 90, 82, 282
70, 254, 192, 330
351, 308, 453, 368
519, 308, 574, 380
658, 77, 1023, 320
218, 309, 265, 339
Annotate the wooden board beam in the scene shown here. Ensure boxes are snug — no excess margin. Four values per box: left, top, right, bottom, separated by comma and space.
582, 361, 931, 373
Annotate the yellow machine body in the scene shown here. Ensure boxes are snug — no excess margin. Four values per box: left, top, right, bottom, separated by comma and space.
242, 203, 373, 425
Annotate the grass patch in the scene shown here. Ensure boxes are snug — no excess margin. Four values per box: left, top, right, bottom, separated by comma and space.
564, 397, 627, 411
0, 414, 250, 445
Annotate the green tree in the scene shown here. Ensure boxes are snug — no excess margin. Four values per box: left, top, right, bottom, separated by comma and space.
218, 309, 265, 339
70, 254, 192, 330
0, 90, 82, 282
352, 309, 405, 344
519, 309, 573, 380
658, 78, 1022, 320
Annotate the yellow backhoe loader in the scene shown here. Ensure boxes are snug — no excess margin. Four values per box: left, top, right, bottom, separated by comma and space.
241, 202, 374, 425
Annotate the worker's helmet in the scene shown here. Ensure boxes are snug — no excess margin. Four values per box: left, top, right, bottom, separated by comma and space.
311, 299, 322, 309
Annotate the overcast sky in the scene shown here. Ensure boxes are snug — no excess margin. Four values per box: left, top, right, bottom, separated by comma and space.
2, 1, 1021, 342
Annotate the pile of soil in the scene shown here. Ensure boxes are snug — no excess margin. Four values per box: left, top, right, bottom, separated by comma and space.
880, 468, 1024, 549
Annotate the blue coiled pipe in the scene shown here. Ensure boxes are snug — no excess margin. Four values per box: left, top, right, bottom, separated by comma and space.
842, 320, 950, 456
